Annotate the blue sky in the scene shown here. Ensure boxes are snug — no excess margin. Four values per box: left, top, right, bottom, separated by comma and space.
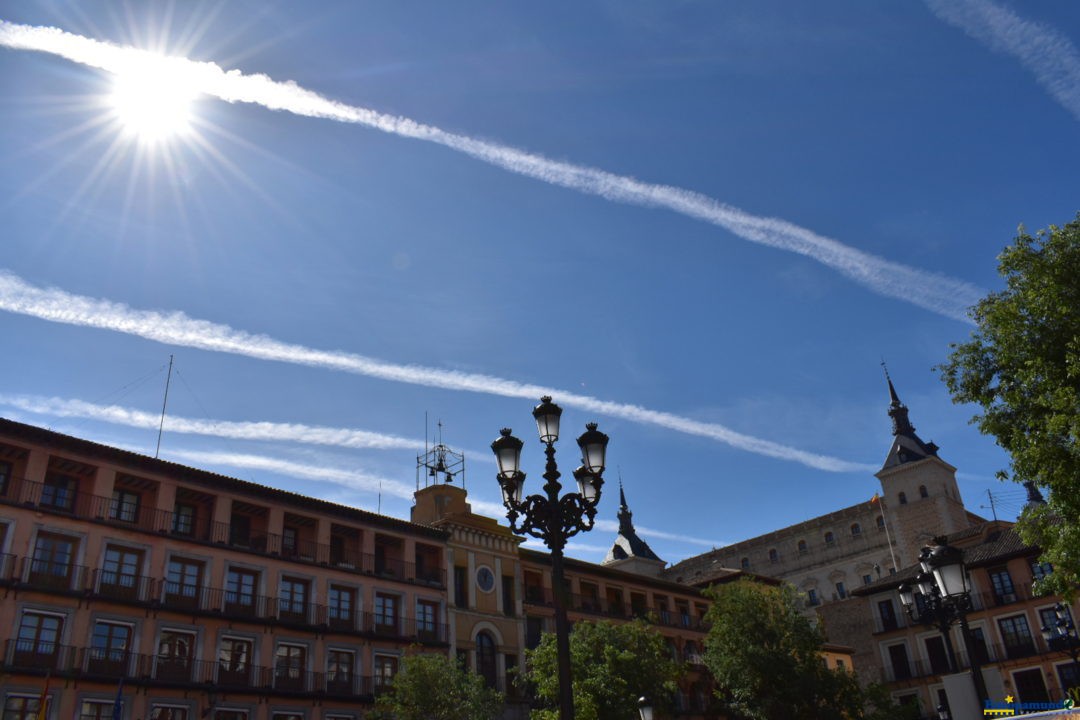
1, 0, 1077, 564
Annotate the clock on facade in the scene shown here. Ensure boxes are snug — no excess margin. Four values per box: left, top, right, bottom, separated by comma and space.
476, 565, 495, 593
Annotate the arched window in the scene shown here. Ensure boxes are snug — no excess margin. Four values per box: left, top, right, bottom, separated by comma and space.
768, 548, 779, 563
919, 485, 929, 499
797, 540, 808, 555
850, 523, 862, 537
740, 557, 750, 570
824, 531, 835, 546
476, 631, 497, 688
876, 515, 885, 530
898, 492, 907, 505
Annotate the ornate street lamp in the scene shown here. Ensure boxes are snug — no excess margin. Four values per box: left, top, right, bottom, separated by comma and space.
897, 538, 988, 705
493, 396, 609, 720
638, 696, 654, 720
1040, 602, 1080, 686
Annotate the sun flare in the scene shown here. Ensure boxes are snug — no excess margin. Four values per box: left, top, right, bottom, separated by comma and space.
108, 58, 199, 144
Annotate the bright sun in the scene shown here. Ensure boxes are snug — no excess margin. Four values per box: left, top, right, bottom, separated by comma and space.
108, 59, 199, 144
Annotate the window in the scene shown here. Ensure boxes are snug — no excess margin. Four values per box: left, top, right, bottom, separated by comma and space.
502, 575, 515, 616
15, 611, 63, 669
375, 593, 399, 634
476, 631, 497, 688
100, 546, 142, 599
797, 540, 808, 555
172, 503, 196, 536
225, 568, 259, 612
684, 640, 701, 663
835, 658, 845, 669
417, 599, 439, 641
275, 643, 307, 690
165, 558, 203, 609
282, 526, 298, 557
77, 701, 113, 720
149, 706, 188, 720
1058, 662, 1080, 694
919, 484, 929, 499
740, 557, 750, 570
876, 515, 885, 530
3, 695, 45, 720
453, 566, 468, 608
862, 574, 873, 585
218, 636, 252, 685
824, 532, 835, 547
41, 473, 77, 511
677, 600, 691, 628
998, 615, 1036, 658
806, 589, 819, 607
898, 492, 907, 505
768, 548, 779, 563
924, 635, 950, 675
373, 655, 398, 693
278, 577, 309, 621
887, 643, 911, 680
327, 649, 355, 693
834, 582, 846, 600
877, 599, 898, 631
157, 630, 195, 682
89, 621, 131, 675
328, 585, 355, 629
213, 711, 247, 720
989, 568, 1017, 604
525, 616, 544, 649
850, 523, 861, 537
30, 533, 77, 590
229, 514, 251, 547
1032, 561, 1054, 583
0, 459, 11, 496
110, 489, 140, 523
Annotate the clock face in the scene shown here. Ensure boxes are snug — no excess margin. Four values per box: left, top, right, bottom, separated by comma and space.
476, 566, 495, 593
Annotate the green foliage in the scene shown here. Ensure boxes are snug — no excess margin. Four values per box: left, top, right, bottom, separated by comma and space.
371, 651, 503, 720
938, 214, 1080, 598
703, 579, 908, 720
522, 619, 681, 720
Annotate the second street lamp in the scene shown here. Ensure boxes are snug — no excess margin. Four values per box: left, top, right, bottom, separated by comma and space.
492, 396, 609, 720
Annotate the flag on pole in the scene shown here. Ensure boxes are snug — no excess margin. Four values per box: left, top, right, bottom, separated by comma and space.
870, 492, 880, 506
36, 673, 51, 720
111, 678, 125, 720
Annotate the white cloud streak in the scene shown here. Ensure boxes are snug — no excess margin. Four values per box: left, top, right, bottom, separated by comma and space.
0, 20, 984, 321
926, 0, 1080, 121
0, 393, 425, 450
0, 270, 876, 473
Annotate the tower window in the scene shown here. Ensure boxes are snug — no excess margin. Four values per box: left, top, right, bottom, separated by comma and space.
919, 485, 929, 499
898, 492, 907, 505
797, 540, 808, 555
768, 549, 778, 563
740, 557, 750, 570
850, 523, 861, 537
824, 531, 835, 546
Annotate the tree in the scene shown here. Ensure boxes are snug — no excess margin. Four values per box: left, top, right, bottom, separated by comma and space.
522, 619, 681, 720
703, 579, 906, 720
938, 214, 1080, 598
371, 651, 503, 720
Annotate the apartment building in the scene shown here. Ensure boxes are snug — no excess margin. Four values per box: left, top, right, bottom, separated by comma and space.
0, 418, 450, 720
822, 518, 1080, 716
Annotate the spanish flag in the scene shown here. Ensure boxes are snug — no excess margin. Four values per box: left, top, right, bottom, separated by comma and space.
35, 673, 50, 720
870, 493, 880, 506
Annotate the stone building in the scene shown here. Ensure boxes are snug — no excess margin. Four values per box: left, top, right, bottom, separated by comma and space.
663, 376, 984, 611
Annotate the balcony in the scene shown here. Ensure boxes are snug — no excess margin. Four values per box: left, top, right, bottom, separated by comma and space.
17, 556, 91, 594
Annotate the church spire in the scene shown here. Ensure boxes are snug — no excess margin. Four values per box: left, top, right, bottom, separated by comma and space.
884, 363, 915, 437
617, 481, 634, 535
603, 481, 662, 566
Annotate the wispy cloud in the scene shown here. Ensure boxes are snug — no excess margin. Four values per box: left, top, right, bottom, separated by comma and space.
0, 270, 876, 473
0, 20, 984, 321
926, 0, 1080, 121
594, 518, 725, 548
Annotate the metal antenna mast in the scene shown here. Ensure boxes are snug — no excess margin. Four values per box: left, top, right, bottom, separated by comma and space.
155, 355, 174, 458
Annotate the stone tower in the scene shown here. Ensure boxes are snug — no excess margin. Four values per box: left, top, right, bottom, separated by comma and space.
875, 373, 973, 565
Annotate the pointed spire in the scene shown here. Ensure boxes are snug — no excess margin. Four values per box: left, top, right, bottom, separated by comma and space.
882, 362, 915, 437
604, 480, 662, 565
617, 481, 634, 535
1023, 480, 1046, 510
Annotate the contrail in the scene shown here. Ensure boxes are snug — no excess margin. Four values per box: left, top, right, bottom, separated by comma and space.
926, 0, 1080, 121
0, 392, 495, 459
0, 270, 876, 473
0, 20, 984, 321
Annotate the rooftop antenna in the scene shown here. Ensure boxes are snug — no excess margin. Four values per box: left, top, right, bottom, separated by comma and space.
981, 488, 999, 522
155, 355, 174, 458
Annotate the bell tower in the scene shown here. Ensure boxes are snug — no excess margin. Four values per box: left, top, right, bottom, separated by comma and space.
874, 368, 973, 564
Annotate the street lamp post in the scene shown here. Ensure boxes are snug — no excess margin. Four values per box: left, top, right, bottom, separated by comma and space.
492, 396, 609, 720
897, 538, 989, 705
1041, 602, 1080, 692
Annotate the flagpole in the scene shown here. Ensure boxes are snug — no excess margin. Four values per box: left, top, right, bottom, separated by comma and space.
871, 494, 899, 572
36, 672, 51, 720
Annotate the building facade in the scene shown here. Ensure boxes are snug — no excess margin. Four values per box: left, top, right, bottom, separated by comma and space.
0, 418, 450, 720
